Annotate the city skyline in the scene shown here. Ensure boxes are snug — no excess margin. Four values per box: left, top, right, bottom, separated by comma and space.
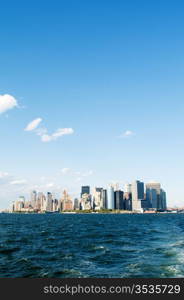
1, 1, 184, 208
10, 180, 167, 213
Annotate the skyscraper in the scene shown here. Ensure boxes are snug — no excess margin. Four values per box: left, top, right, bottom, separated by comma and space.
61, 190, 73, 211
107, 185, 115, 209
131, 181, 144, 211
146, 183, 161, 194
46, 192, 53, 211
93, 187, 103, 210
114, 190, 124, 210
81, 186, 90, 197
81, 193, 92, 210
14, 196, 25, 212
146, 182, 167, 211
160, 189, 167, 211
146, 188, 157, 209
31, 190, 37, 209
74, 198, 80, 210
124, 183, 132, 210
102, 189, 107, 209
124, 183, 132, 194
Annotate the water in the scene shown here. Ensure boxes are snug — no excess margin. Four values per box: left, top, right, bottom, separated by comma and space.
0, 213, 184, 278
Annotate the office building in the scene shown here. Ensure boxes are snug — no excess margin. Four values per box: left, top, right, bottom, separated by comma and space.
102, 189, 107, 209
31, 190, 37, 209
81, 193, 92, 210
131, 180, 144, 211
81, 186, 90, 197
107, 185, 115, 209
61, 190, 73, 211
146, 182, 167, 211
93, 187, 103, 210
160, 189, 167, 210
114, 190, 124, 210
146, 188, 157, 209
74, 198, 80, 210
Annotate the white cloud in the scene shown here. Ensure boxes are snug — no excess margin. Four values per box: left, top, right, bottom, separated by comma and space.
61, 168, 71, 174
41, 128, 74, 142
36, 127, 47, 136
46, 183, 55, 188
10, 179, 27, 185
41, 134, 52, 142
25, 117, 74, 143
0, 171, 9, 178
24, 118, 42, 131
0, 94, 18, 114
82, 170, 93, 177
118, 130, 135, 138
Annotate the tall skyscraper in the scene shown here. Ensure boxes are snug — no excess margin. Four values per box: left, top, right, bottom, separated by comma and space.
131, 180, 144, 211
111, 183, 119, 192
52, 199, 59, 211
124, 183, 132, 210
114, 190, 124, 210
146, 188, 157, 209
81, 193, 92, 210
61, 190, 73, 211
81, 186, 90, 197
146, 182, 167, 211
46, 192, 53, 211
102, 189, 107, 209
74, 198, 80, 210
124, 183, 132, 193
93, 187, 103, 210
14, 196, 25, 212
31, 190, 37, 209
146, 183, 161, 194
160, 189, 167, 210
107, 185, 115, 209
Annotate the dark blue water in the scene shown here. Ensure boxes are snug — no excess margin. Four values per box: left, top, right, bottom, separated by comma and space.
0, 213, 184, 278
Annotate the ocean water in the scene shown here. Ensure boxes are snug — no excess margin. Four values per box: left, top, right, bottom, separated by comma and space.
0, 213, 184, 278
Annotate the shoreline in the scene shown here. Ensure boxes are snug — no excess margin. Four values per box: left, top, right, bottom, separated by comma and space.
0, 210, 182, 214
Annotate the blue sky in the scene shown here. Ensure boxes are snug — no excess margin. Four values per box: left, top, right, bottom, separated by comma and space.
0, 0, 184, 208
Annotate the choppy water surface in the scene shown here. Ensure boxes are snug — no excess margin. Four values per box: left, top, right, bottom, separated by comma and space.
0, 213, 184, 278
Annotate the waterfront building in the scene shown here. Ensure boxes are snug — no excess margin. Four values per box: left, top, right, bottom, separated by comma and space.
38, 193, 46, 211
124, 195, 132, 210
52, 199, 59, 211
74, 198, 80, 210
46, 192, 53, 212
35, 192, 43, 210
93, 187, 103, 210
102, 189, 107, 209
107, 185, 115, 209
13, 196, 25, 212
81, 186, 90, 197
111, 183, 119, 192
146, 182, 161, 194
114, 190, 124, 210
146, 182, 167, 211
31, 190, 37, 209
124, 183, 132, 194
124, 183, 132, 210
146, 188, 157, 209
61, 190, 73, 211
131, 180, 144, 212
160, 189, 167, 210
81, 193, 92, 210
